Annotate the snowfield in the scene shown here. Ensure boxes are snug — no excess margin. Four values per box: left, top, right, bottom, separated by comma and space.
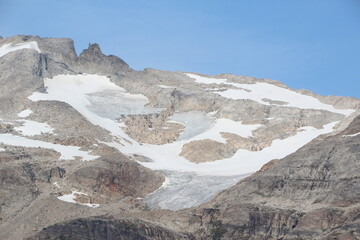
0, 41, 41, 58
28, 74, 341, 175
57, 191, 99, 208
186, 73, 355, 116
25, 73, 347, 209
0, 133, 98, 161
17, 109, 33, 118
15, 120, 54, 136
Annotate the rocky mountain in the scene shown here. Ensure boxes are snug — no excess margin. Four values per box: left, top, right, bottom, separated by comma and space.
0, 35, 359, 240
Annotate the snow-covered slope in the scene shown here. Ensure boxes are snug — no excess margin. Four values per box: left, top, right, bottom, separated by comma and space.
0, 37, 358, 213
0, 41, 41, 58
27, 74, 346, 176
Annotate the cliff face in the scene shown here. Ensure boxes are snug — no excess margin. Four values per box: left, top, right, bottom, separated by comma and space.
25, 217, 194, 240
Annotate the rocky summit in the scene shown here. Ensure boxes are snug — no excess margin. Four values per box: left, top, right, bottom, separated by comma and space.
0, 35, 359, 240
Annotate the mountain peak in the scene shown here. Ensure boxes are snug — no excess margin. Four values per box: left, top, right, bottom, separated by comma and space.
81, 43, 102, 56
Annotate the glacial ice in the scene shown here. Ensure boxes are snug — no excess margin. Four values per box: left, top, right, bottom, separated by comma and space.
145, 171, 248, 210
170, 111, 214, 140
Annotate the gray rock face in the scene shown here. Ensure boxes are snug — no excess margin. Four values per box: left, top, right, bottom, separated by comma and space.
26, 217, 194, 240
175, 115, 360, 239
75, 43, 130, 75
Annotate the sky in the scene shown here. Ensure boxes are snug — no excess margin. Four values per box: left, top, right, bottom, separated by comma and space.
0, 0, 359, 98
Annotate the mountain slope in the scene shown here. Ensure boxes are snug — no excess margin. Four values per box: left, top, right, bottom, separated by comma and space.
0, 35, 359, 239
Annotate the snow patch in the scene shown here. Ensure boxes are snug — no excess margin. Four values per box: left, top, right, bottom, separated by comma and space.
15, 120, 54, 136
157, 85, 175, 89
186, 73, 355, 116
57, 191, 99, 208
343, 132, 360, 137
0, 134, 98, 161
0, 41, 41, 58
17, 109, 33, 118
186, 73, 227, 85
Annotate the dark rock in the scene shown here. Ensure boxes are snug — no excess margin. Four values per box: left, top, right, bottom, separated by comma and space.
68, 158, 164, 200
26, 217, 194, 240
75, 43, 131, 75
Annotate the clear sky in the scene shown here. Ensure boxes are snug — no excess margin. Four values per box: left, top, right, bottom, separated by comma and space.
1, 0, 359, 98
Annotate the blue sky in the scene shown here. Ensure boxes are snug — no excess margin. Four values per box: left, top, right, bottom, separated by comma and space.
1, 0, 359, 98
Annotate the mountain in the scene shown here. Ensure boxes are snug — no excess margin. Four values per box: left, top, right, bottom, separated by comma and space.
0, 35, 359, 240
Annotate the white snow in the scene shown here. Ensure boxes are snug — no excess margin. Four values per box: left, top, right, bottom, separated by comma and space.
0, 41, 41, 58
0, 134, 98, 161
186, 73, 227, 85
157, 85, 175, 89
17, 109, 33, 118
26, 73, 344, 210
15, 120, 54, 136
0, 147, 5, 152
186, 73, 355, 116
117, 121, 339, 176
28, 74, 151, 141
343, 132, 360, 137
57, 191, 99, 208
53, 182, 60, 188
28, 74, 340, 176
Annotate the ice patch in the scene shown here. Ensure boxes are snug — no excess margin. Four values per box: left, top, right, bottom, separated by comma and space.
145, 171, 248, 210
0, 134, 98, 161
188, 118, 261, 144
169, 111, 259, 143
15, 120, 54, 136
57, 191, 99, 208
0, 41, 41, 58
17, 109, 33, 118
87, 89, 160, 119
170, 111, 215, 140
